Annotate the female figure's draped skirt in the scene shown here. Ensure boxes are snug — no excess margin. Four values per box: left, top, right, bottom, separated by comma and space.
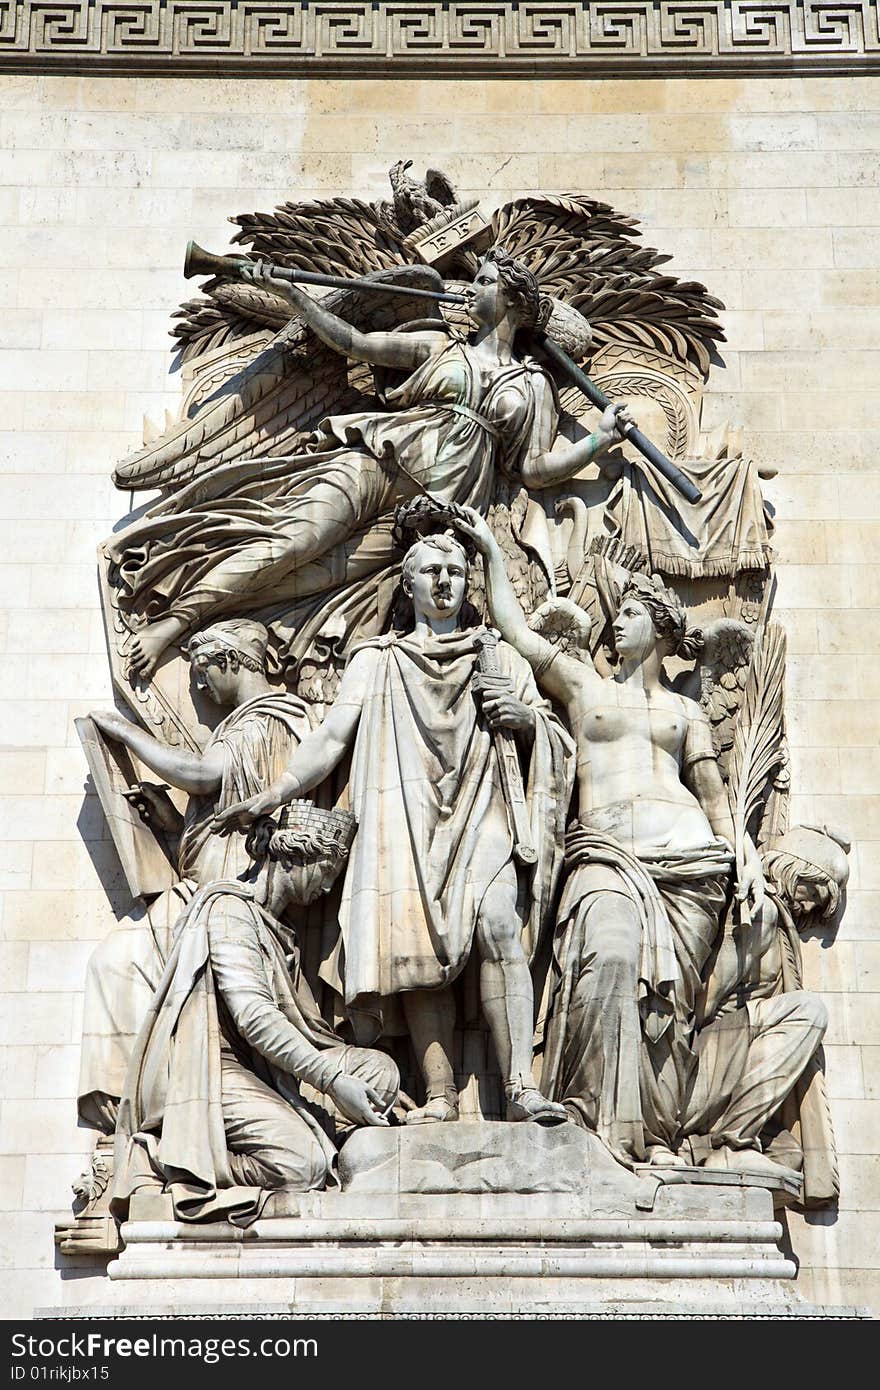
107, 342, 552, 644
541, 828, 732, 1163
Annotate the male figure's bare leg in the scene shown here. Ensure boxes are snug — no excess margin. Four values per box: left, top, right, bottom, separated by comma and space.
476, 875, 567, 1124
402, 988, 459, 1124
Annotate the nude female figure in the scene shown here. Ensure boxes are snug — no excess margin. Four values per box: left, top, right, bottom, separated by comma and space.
453, 504, 765, 1165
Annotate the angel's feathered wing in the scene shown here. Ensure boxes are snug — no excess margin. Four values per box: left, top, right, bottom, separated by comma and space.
114, 265, 443, 495
113, 196, 424, 494
693, 617, 756, 780
492, 194, 725, 376
173, 197, 412, 364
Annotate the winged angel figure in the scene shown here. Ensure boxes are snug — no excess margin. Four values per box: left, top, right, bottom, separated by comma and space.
103, 178, 727, 686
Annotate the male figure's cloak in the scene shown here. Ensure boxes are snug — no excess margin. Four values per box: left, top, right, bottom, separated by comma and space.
327, 626, 574, 1036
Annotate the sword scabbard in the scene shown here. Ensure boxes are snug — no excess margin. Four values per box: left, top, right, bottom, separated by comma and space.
473, 631, 537, 866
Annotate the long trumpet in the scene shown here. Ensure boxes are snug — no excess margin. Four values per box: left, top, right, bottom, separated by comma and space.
184, 241, 701, 503
184, 240, 467, 306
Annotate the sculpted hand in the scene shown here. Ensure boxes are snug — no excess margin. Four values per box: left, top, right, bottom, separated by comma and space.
211, 791, 280, 835
86, 1091, 119, 1136
450, 504, 495, 556
736, 851, 766, 916
481, 679, 535, 735
328, 1074, 392, 1127
123, 782, 181, 835
596, 402, 635, 449
242, 258, 305, 308
90, 709, 136, 744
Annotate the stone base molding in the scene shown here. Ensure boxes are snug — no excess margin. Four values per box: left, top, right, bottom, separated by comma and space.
1, 1, 879, 76
101, 1126, 814, 1300
108, 1186, 799, 1289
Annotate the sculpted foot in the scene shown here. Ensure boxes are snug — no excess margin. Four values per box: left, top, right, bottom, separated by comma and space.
646, 1144, 681, 1167
506, 1085, 569, 1126
701, 1145, 799, 1180
405, 1088, 459, 1125
127, 617, 187, 679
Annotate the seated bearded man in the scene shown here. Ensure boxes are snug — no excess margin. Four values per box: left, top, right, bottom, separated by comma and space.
111, 808, 399, 1225
215, 530, 574, 1126
454, 505, 766, 1167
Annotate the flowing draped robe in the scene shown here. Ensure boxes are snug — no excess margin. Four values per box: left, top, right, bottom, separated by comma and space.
768, 892, 838, 1203
605, 452, 773, 580
540, 826, 732, 1162
326, 627, 574, 1038
111, 882, 349, 1225
692, 886, 838, 1202
106, 340, 559, 660
178, 691, 312, 882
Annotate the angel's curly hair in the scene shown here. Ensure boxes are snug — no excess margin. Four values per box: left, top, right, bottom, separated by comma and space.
618, 573, 703, 661
484, 247, 553, 331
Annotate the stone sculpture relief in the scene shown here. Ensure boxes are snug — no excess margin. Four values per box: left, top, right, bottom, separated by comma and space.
214, 528, 574, 1128
57, 163, 848, 1268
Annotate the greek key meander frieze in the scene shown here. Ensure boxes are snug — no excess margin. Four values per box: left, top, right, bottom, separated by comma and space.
1, 1, 878, 74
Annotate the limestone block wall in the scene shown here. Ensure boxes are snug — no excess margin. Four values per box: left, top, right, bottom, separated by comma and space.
0, 72, 877, 1317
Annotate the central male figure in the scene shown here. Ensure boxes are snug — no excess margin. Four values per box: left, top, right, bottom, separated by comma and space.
216, 532, 573, 1124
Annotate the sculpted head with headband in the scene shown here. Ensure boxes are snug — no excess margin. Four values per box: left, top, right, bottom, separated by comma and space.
613, 572, 703, 662
185, 619, 273, 705
763, 824, 851, 923
186, 618, 270, 671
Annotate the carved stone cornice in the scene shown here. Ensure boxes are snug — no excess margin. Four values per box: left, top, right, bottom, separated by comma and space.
1, 1, 878, 77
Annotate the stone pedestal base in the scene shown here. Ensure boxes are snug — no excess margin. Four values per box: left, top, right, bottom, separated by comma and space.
109, 1194, 794, 1284
102, 1123, 826, 1312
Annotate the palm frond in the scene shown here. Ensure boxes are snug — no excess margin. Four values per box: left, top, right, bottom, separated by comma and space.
493, 193, 725, 375
728, 618, 788, 873
230, 197, 409, 277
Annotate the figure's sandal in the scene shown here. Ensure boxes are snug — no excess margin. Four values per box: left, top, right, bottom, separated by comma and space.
405, 1087, 460, 1125
505, 1085, 569, 1126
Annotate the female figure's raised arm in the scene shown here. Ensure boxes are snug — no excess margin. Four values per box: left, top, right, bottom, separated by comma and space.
452, 507, 597, 708
245, 262, 449, 372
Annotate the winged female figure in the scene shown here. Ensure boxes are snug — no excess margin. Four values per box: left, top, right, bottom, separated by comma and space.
105, 179, 726, 682
109, 248, 630, 678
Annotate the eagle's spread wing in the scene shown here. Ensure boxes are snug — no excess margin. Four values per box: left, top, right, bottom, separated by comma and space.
424, 168, 458, 206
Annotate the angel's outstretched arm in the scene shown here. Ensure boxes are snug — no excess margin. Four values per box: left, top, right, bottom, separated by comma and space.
245, 263, 448, 371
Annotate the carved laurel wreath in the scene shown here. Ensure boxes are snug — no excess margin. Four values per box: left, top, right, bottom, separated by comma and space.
591, 372, 693, 462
